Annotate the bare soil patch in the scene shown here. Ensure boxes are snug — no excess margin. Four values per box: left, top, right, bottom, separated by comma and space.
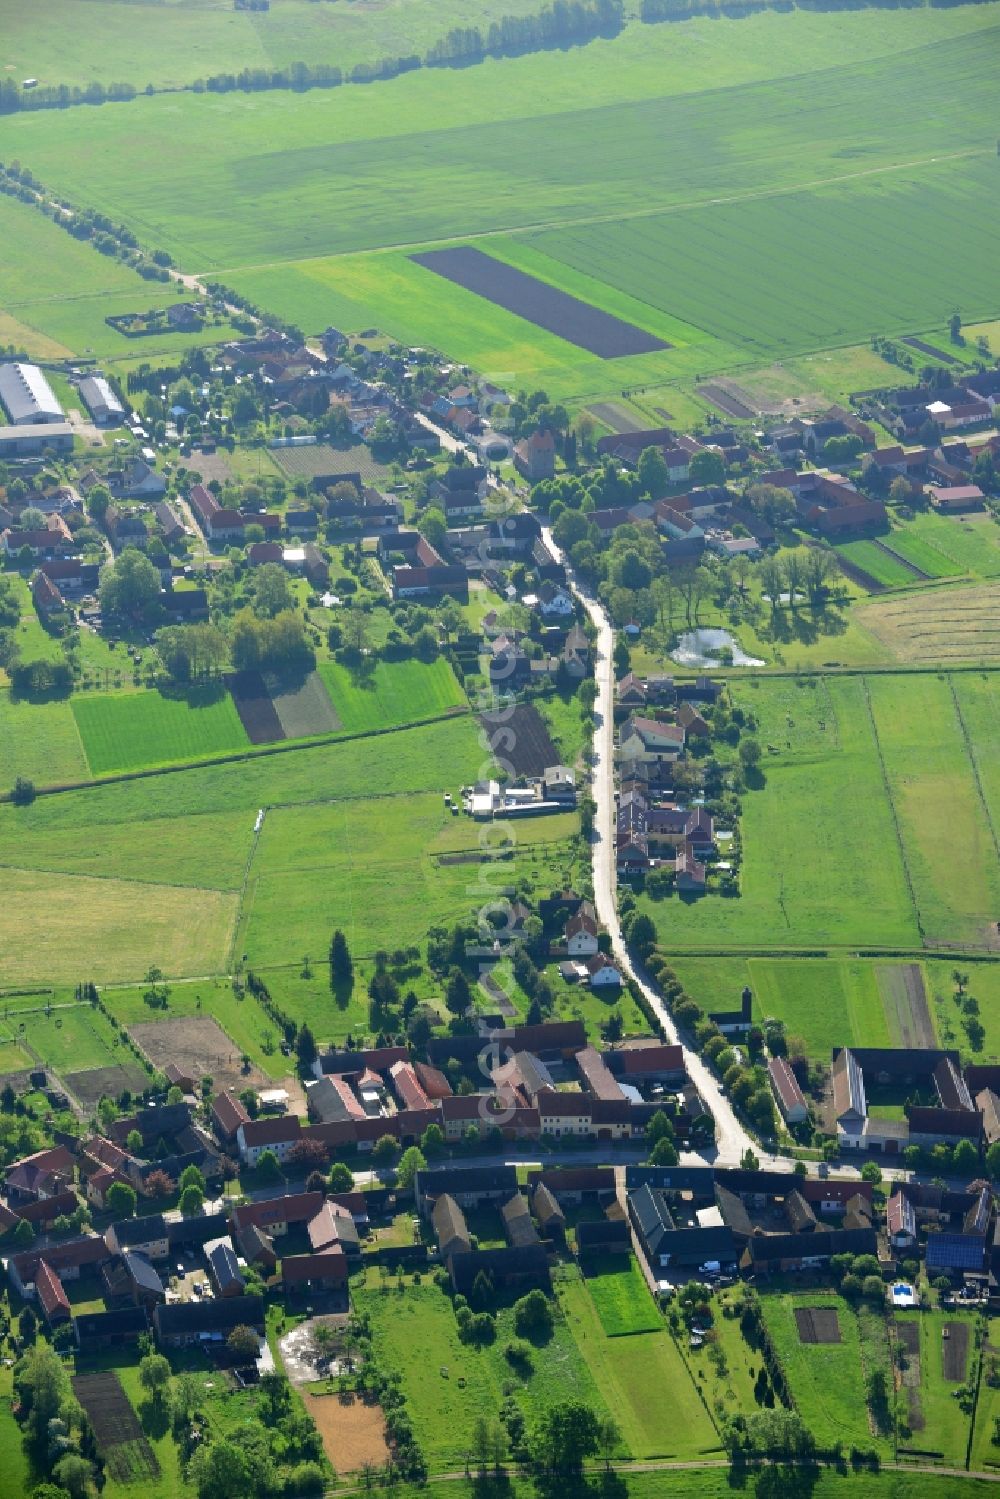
479, 702, 559, 778
695, 381, 755, 420
878, 964, 935, 1049
412, 247, 669, 358
795, 1306, 841, 1344
129, 1014, 265, 1094
183, 447, 234, 485
72, 1371, 159, 1482
226, 670, 286, 744
273, 441, 394, 485
265, 669, 341, 738
942, 1321, 969, 1381
303, 1391, 389, 1473
586, 401, 646, 433
65, 1062, 150, 1108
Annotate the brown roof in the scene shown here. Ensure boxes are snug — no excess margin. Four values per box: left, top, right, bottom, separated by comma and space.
619, 1044, 684, 1076
233, 1191, 325, 1233
413, 1061, 453, 1101
36, 1260, 70, 1321
281, 1251, 349, 1286
769, 1056, 807, 1115
212, 1091, 251, 1138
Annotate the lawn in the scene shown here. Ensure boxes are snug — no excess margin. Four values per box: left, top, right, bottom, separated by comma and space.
583, 1255, 662, 1337
882, 530, 960, 581
72, 687, 251, 775
318, 657, 466, 733
352, 1269, 612, 1471
866, 672, 1000, 949
897, 511, 1000, 581
760, 1291, 893, 1455
641, 675, 919, 952
537, 689, 589, 769
925, 958, 1000, 1063
0, 690, 89, 789
556, 1267, 719, 1460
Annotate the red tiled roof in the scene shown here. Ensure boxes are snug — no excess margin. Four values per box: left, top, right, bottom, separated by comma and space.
281, 1251, 349, 1285
36, 1260, 70, 1320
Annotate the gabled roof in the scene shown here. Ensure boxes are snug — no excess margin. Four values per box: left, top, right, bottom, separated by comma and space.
36, 1259, 70, 1320
154, 1295, 265, 1336
122, 1250, 165, 1297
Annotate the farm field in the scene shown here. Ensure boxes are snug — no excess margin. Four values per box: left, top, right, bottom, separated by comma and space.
641, 675, 919, 952
101, 977, 289, 1082
866, 672, 1000, 949
0, 691, 89, 789
897, 511, 1000, 580
834, 541, 919, 590
0, 717, 486, 986
0, 999, 126, 1075
882, 530, 959, 580
583, 1255, 662, 1337
556, 1268, 719, 1460
71, 687, 251, 775
318, 658, 466, 734
241, 790, 577, 963
760, 1292, 892, 1454
352, 1270, 612, 1471
0, 191, 234, 363
856, 581, 1000, 664
0, 869, 237, 987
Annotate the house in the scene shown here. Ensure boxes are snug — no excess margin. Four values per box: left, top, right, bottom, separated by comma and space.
32, 569, 67, 620
281, 1252, 350, 1293
205, 1237, 245, 1298
232, 1191, 325, 1238
9, 1236, 109, 1297
307, 1203, 360, 1257
106, 1214, 169, 1261
74, 1306, 149, 1352
576, 1047, 626, 1104
676, 702, 709, 737
832, 1047, 982, 1154
415, 1165, 518, 1213
675, 846, 707, 892
211, 1091, 250, 1143
433, 1194, 471, 1259
606, 1043, 685, 1084
119, 1251, 167, 1310
449, 1244, 550, 1295
565, 902, 599, 957
928, 484, 985, 513
886, 1190, 917, 1251
153, 1295, 265, 1347
119, 458, 166, 500
618, 715, 685, 762
532, 1182, 566, 1239
769, 1057, 808, 1125
501, 1194, 541, 1249
35, 1260, 71, 1327
513, 429, 556, 482
587, 954, 621, 990
236, 1223, 277, 1270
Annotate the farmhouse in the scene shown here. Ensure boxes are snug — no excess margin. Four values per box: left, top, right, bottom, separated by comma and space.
769, 1056, 809, 1125
832, 1047, 982, 1154
153, 1296, 265, 1348
618, 714, 686, 763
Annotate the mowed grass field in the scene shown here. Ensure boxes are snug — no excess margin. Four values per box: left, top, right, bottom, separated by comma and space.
556, 1269, 718, 1460
642, 671, 1000, 955
0, 691, 89, 788
318, 658, 466, 733
0, 716, 486, 986
857, 581, 1000, 664
72, 688, 251, 774
2, 1001, 125, 1074
583, 1256, 662, 1337
835, 541, 921, 590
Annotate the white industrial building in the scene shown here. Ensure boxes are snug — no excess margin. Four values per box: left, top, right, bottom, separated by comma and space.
79, 374, 124, 426
0, 363, 64, 425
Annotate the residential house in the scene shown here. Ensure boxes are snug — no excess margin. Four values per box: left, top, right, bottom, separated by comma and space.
32, 569, 66, 620
36, 1261, 71, 1328
106, 1214, 170, 1261
565, 902, 599, 957
432, 1194, 471, 1259
153, 1296, 265, 1347
769, 1057, 808, 1125
205, 1237, 245, 1298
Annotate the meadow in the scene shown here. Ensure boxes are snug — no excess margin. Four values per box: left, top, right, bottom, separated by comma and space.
856, 581, 1000, 665
1, 998, 128, 1074
835, 542, 920, 590
318, 657, 466, 733
760, 1292, 892, 1455
99, 976, 290, 1081
0, 717, 486, 987
881, 531, 958, 581
0, 691, 89, 789
898, 512, 1000, 581
71, 687, 251, 775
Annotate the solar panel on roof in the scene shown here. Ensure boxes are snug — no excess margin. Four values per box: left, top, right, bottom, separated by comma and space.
925, 1235, 984, 1271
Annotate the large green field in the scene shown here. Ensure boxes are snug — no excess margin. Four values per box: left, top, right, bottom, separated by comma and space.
0, 716, 488, 987
0, 691, 89, 789
640, 671, 1000, 956
3, 6, 998, 391
72, 687, 251, 775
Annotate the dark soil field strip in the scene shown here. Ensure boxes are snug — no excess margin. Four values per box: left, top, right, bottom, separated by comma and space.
794, 1306, 841, 1344
226, 671, 286, 745
72, 1372, 160, 1482
696, 383, 756, 419
902, 336, 960, 365
878, 963, 935, 1049
943, 1322, 970, 1382
479, 703, 559, 777
410, 247, 670, 358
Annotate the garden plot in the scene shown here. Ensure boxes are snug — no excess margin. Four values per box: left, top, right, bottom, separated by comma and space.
65, 1063, 150, 1110
71, 1372, 159, 1483
265, 670, 341, 739
795, 1307, 841, 1345
479, 704, 559, 778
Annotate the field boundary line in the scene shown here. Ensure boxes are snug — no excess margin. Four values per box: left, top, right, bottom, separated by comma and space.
4, 704, 473, 801
227, 805, 268, 971
0, 858, 239, 896
947, 676, 1000, 864
859, 675, 925, 947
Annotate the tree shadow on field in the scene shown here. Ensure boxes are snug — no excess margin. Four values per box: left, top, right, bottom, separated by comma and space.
158, 679, 228, 708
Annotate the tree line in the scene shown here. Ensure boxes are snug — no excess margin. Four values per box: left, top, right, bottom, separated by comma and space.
0, 0, 622, 115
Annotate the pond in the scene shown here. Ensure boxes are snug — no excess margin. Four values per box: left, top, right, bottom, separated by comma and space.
670, 628, 765, 668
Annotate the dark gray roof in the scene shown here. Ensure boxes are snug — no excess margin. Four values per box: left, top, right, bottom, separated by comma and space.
501, 1194, 540, 1249
122, 1251, 164, 1297
745, 1228, 876, 1264
206, 1238, 244, 1293
167, 1211, 230, 1248
417, 1165, 518, 1199
714, 1185, 755, 1239
629, 1184, 674, 1257
577, 1218, 631, 1251
113, 1214, 167, 1247
154, 1295, 264, 1336
74, 1306, 148, 1343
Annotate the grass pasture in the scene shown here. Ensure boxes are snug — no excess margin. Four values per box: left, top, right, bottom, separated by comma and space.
318, 658, 466, 734
0, 691, 89, 789
72, 687, 251, 774
583, 1255, 661, 1337
834, 542, 918, 590
2, 1000, 125, 1075
882, 530, 959, 580
895, 1310, 977, 1464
